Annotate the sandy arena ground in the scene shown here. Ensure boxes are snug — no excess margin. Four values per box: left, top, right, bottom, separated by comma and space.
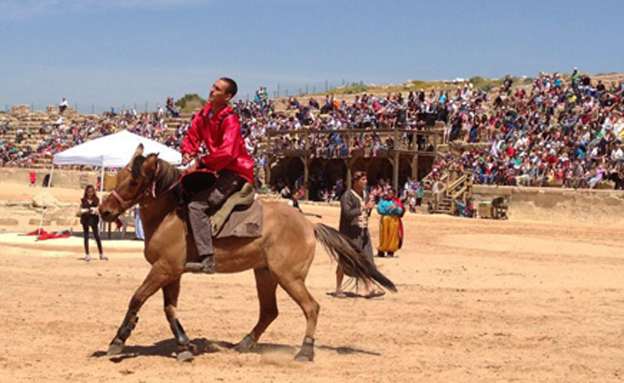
1, 183, 624, 382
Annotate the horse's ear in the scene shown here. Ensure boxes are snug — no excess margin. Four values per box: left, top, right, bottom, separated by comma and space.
126, 144, 145, 171
133, 144, 144, 158
141, 153, 159, 178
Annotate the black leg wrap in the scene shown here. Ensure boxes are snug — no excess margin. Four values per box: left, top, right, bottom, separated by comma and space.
170, 319, 190, 347
107, 310, 138, 356
116, 310, 139, 342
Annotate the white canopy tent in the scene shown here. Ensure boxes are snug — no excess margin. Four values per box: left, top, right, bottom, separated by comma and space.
53, 129, 181, 168
52, 130, 182, 193
50, 130, 182, 236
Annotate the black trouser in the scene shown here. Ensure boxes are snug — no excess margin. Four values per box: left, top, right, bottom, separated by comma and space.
82, 217, 103, 255
188, 170, 245, 256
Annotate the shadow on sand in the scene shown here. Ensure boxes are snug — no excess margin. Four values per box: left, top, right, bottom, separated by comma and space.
90, 337, 379, 362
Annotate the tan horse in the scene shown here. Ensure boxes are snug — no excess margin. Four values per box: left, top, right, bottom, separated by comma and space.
99, 147, 396, 362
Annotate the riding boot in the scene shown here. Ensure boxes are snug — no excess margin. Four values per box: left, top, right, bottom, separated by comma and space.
185, 254, 216, 274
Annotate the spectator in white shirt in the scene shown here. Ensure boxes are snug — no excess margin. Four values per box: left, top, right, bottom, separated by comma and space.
59, 98, 68, 113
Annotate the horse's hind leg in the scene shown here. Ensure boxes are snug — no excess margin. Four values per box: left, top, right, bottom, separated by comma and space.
162, 278, 195, 362
234, 267, 279, 352
277, 276, 320, 362
107, 267, 173, 356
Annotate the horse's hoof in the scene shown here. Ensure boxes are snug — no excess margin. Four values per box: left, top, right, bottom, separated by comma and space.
294, 350, 314, 362
107, 340, 124, 356
186, 343, 198, 354
294, 337, 314, 362
176, 350, 194, 363
233, 335, 256, 353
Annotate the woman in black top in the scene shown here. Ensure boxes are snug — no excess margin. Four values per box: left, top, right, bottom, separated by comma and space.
80, 185, 106, 262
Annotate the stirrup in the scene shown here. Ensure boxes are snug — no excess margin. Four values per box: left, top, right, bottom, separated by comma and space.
185, 256, 216, 274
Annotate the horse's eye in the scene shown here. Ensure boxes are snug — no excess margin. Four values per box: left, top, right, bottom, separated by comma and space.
130, 180, 139, 187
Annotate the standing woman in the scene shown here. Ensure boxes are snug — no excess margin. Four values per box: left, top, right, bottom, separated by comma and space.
376, 189, 404, 257
80, 185, 106, 262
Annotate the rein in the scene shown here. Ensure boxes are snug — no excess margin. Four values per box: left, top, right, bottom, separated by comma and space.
111, 162, 180, 210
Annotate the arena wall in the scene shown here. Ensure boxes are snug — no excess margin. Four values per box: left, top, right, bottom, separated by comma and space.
473, 186, 624, 226
0, 168, 99, 189
2, 168, 623, 226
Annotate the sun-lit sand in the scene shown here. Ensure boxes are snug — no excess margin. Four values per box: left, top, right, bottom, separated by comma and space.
1, 182, 624, 382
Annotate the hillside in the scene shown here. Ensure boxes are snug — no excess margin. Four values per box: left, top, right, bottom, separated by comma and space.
274, 72, 624, 111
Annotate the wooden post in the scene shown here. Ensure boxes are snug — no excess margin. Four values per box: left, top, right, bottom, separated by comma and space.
394, 126, 400, 150
303, 158, 310, 200
411, 154, 419, 180
303, 129, 310, 200
346, 156, 359, 190
303, 129, 309, 152
392, 127, 400, 188
265, 155, 274, 189
346, 131, 351, 156
393, 153, 400, 189
346, 159, 352, 190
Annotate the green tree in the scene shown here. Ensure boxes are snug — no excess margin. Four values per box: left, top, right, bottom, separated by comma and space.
176, 94, 206, 113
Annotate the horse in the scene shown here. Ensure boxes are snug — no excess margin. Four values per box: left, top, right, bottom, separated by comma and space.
99, 145, 396, 362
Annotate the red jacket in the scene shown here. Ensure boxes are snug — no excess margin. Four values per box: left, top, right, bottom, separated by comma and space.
181, 103, 254, 183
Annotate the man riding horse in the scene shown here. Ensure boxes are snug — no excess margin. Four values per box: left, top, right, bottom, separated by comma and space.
98, 78, 397, 362
181, 77, 254, 274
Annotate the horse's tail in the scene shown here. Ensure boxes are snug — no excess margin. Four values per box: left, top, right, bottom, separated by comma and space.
314, 223, 397, 293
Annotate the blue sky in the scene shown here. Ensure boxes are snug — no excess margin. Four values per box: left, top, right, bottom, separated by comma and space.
1, 0, 623, 113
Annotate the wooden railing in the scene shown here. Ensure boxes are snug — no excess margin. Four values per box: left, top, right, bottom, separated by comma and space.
420, 167, 448, 186
265, 128, 440, 156
431, 169, 473, 214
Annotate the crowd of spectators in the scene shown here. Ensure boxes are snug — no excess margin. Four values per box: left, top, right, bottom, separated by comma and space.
265, 92, 441, 158
428, 69, 624, 190
0, 105, 181, 168
2, 71, 624, 194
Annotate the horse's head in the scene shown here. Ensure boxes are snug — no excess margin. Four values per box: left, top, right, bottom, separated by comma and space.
99, 144, 160, 222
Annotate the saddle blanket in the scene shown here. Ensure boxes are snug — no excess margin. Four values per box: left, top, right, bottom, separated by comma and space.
212, 199, 263, 239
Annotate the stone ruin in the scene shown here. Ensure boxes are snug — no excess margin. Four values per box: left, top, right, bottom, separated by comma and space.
11, 105, 30, 115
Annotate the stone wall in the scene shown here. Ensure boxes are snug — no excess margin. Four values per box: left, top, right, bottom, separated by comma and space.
472, 185, 624, 225
0, 168, 99, 189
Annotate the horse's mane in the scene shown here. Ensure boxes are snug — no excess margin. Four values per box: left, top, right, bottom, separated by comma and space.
154, 157, 181, 197
131, 154, 183, 208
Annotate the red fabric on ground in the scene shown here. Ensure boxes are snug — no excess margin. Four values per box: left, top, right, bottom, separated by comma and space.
36, 231, 71, 241
26, 229, 48, 236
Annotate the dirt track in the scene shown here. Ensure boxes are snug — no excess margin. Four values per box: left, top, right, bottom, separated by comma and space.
1, 184, 624, 382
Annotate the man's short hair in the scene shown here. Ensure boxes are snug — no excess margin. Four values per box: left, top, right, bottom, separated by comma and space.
352, 171, 366, 182
220, 77, 238, 97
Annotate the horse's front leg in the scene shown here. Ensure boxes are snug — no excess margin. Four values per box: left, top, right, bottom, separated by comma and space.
107, 266, 173, 356
162, 278, 195, 362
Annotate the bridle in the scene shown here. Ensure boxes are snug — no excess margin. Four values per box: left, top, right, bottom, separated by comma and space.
110, 161, 180, 210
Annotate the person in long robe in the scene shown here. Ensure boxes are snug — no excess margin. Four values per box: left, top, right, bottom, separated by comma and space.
333, 171, 385, 299
376, 189, 404, 257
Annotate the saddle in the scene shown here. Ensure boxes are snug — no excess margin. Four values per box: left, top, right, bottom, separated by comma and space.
181, 170, 262, 239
